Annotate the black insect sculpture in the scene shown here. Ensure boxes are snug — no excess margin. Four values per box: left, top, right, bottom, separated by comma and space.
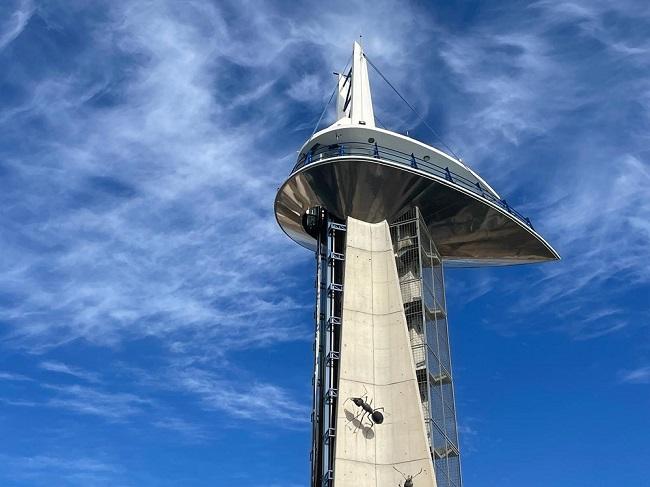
344, 385, 384, 428
393, 466, 424, 487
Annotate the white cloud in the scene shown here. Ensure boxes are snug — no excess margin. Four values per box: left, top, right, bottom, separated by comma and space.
4, 454, 116, 473
0, 0, 313, 353
532, 1, 650, 58
0, 1, 428, 363
439, 29, 576, 172
152, 416, 208, 441
39, 361, 101, 383
0, 371, 32, 381
0, 0, 34, 51
620, 366, 650, 384
44, 384, 151, 421
173, 367, 309, 425
434, 1, 650, 345
1, 0, 646, 456
287, 74, 324, 104
0, 453, 121, 486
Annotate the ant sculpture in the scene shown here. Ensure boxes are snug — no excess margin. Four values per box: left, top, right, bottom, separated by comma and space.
393, 466, 424, 487
344, 385, 384, 428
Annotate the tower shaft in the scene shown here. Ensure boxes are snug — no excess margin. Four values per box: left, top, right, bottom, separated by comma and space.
309, 209, 461, 487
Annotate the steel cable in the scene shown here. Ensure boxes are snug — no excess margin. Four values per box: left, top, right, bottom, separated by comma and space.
363, 54, 462, 161
309, 55, 352, 140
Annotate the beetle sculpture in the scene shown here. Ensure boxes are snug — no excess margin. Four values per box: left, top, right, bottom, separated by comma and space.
393, 466, 424, 487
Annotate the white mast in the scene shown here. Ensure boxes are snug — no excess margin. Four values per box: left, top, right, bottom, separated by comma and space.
336, 41, 375, 127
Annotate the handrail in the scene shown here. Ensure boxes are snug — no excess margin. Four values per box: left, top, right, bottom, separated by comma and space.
290, 141, 534, 230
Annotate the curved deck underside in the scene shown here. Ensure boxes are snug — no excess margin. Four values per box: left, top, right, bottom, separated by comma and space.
274, 157, 559, 266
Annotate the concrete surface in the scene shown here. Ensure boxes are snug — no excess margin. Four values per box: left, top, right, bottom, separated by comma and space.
333, 217, 436, 487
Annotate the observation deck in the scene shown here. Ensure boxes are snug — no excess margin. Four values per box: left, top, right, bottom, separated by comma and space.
275, 124, 560, 266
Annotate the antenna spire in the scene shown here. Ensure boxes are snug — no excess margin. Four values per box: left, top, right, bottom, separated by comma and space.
335, 41, 375, 127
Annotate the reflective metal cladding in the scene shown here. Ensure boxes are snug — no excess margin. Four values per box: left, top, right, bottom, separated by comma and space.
275, 137, 559, 265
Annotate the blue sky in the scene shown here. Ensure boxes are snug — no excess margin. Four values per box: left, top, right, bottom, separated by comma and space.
0, 0, 649, 486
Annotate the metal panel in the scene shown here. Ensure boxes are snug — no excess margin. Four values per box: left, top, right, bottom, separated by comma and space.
275, 154, 559, 266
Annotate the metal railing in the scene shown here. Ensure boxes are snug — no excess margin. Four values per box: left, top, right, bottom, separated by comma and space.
291, 141, 534, 230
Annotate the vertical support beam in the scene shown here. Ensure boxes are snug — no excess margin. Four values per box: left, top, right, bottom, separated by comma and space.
336, 69, 352, 122
311, 209, 346, 487
311, 213, 325, 486
435, 240, 463, 487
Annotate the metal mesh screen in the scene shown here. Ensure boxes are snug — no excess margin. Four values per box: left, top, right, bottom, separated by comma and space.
390, 208, 462, 487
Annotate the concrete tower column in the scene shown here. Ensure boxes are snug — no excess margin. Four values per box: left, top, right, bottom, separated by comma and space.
334, 217, 436, 486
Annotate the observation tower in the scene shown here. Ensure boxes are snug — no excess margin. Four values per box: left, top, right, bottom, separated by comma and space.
275, 42, 559, 487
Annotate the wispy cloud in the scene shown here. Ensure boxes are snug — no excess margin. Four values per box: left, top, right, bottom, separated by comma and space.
0, 0, 34, 51
1, 1, 647, 483
457, 421, 480, 456
441, 31, 570, 151
0, 2, 424, 446
40, 361, 101, 383
174, 367, 309, 425
436, 1, 650, 344
0, 0, 315, 354
0, 371, 33, 381
619, 366, 650, 384
151, 416, 208, 442
0, 398, 40, 407
2, 454, 116, 473
0, 453, 121, 486
532, 1, 650, 58
44, 384, 151, 421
